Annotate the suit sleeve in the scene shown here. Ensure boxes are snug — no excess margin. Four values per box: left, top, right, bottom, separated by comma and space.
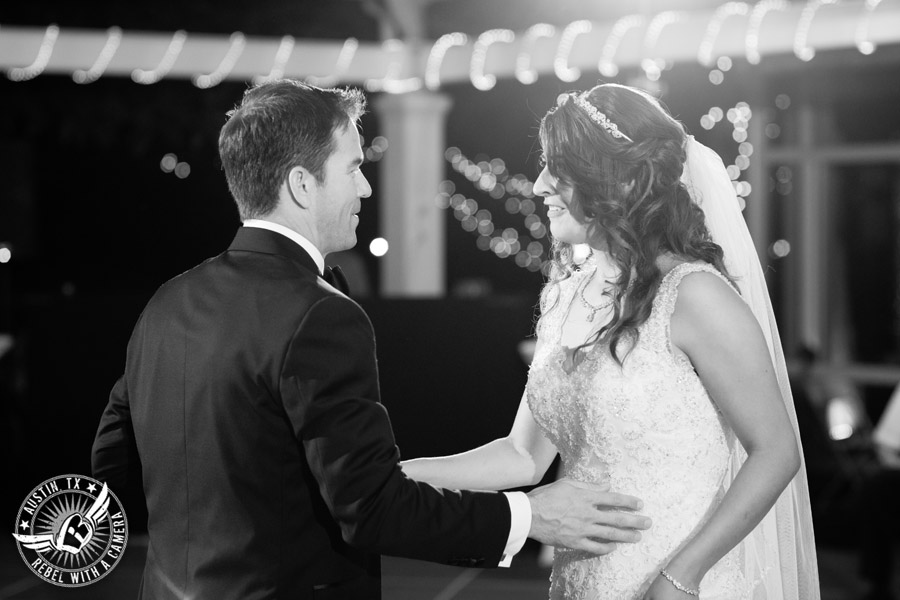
280, 296, 511, 567
92, 373, 137, 492
92, 318, 141, 494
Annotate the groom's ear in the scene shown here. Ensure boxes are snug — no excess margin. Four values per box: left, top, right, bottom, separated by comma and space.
287, 166, 316, 209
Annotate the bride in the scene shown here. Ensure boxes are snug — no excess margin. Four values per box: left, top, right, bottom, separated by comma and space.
402, 84, 820, 599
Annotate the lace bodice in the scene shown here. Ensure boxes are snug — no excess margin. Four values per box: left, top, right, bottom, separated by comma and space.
526, 262, 747, 599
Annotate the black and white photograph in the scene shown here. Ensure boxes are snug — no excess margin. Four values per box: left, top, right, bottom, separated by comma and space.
1, 1, 900, 598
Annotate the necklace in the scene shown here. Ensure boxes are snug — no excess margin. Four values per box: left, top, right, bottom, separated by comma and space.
579, 268, 613, 322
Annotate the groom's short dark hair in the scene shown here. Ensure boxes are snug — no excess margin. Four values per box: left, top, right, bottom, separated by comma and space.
219, 79, 366, 220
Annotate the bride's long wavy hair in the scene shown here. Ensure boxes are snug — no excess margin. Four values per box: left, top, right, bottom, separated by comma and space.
537, 83, 732, 364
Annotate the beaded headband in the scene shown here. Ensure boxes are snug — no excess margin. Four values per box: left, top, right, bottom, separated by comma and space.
573, 94, 633, 142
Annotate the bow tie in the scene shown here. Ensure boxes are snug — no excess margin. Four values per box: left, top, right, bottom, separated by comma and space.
322, 265, 350, 295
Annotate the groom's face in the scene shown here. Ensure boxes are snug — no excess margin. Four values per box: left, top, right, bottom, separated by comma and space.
311, 122, 372, 255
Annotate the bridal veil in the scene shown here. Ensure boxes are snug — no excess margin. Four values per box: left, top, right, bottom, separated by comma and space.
681, 137, 821, 600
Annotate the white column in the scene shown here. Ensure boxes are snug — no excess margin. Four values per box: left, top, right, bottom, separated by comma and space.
373, 91, 452, 297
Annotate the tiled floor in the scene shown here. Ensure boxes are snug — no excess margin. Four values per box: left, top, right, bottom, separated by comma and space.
2, 535, 898, 599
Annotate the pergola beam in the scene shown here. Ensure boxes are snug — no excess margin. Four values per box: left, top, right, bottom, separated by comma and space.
1, 1, 899, 87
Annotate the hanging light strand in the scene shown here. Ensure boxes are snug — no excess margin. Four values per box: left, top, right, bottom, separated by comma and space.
746, 0, 790, 64
598, 15, 645, 78
698, 3, 749, 67
254, 35, 295, 84
132, 30, 187, 84
794, 0, 840, 62
193, 32, 246, 89
7, 24, 60, 82
554, 20, 593, 83
855, 0, 883, 55
515, 23, 556, 85
440, 146, 547, 272
73, 26, 122, 84
470, 29, 515, 91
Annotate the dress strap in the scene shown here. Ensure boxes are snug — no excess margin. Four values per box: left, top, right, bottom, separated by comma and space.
645, 262, 735, 355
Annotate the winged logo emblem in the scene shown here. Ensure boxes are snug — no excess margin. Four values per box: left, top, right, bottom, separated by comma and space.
13, 483, 111, 555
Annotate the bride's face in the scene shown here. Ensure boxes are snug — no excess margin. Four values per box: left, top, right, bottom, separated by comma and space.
534, 165, 590, 246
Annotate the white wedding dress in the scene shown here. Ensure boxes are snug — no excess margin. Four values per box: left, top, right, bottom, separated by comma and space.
524, 137, 820, 600
527, 261, 747, 599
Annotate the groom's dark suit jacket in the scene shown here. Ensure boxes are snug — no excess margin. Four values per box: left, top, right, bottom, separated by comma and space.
92, 227, 511, 599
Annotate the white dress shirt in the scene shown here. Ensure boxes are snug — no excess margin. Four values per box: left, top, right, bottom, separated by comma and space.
241, 220, 532, 564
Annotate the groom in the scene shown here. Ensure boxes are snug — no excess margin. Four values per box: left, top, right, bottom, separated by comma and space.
91, 80, 649, 599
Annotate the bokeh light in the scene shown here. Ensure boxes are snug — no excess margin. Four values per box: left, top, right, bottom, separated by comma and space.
369, 237, 389, 257
442, 145, 548, 269
770, 239, 791, 258
160, 153, 177, 173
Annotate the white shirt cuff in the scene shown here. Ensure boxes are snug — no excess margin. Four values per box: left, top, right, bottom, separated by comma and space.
498, 491, 531, 567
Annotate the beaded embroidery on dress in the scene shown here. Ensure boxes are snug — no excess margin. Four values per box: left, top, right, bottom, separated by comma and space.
526, 261, 749, 600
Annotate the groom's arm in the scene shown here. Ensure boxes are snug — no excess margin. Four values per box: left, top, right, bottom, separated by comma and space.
284, 296, 511, 566
285, 296, 650, 565
92, 373, 137, 492
92, 315, 145, 494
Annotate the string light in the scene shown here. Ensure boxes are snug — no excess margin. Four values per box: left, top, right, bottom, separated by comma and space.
425, 32, 468, 91
700, 106, 724, 130
7, 24, 60, 81
746, 0, 789, 65
515, 23, 556, 85
3, 3, 896, 89
698, 3, 749, 67
307, 37, 357, 87
369, 238, 389, 257
193, 32, 246, 89
253, 35, 295, 84
365, 39, 421, 93
441, 147, 546, 272
642, 11, 685, 81
598, 15, 645, 78
6, 0, 883, 93
73, 26, 122, 84
794, 0, 839, 62
855, 0, 883, 55
470, 29, 515, 91
160, 153, 177, 173
132, 30, 187, 84
770, 239, 791, 258
554, 20, 593, 83
774, 165, 793, 195
701, 100, 754, 201
364, 136, 389, 163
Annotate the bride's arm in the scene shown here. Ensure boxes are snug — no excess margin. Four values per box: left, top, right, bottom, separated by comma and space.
401, 392, 558, 490
650, 271, 801, 595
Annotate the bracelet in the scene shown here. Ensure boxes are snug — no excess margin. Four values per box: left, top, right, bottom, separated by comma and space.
660, 569, 700, 597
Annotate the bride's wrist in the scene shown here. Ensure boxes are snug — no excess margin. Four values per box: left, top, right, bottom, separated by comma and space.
661, 557, 704, 591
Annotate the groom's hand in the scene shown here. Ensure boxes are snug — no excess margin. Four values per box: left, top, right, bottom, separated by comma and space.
526, 478, 650, 555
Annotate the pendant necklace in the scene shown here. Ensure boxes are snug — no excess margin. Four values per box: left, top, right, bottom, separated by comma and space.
579, 268, 613, 322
